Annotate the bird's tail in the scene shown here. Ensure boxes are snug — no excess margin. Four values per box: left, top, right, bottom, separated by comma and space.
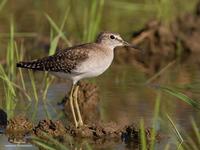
16, 60, 44, 71
16, 55, 59, 71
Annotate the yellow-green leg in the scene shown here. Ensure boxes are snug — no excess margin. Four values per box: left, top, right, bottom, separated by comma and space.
69, 85, 78, 128
73, 85, 83, 126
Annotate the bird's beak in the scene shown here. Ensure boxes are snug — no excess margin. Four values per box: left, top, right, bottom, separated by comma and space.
122, 40, 141, 51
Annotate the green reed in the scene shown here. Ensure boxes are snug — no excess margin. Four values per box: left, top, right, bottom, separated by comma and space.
32, 137, 64, 150
0, 20, 16, 118
191, 117, 200, 146
0, 0, 7, 12
31, 132, 69, 150
177, 117, 200, 150
140, 118, 147, 150
159, 86, 200, 110
150, 92, 161, 150
166, 113, 184, 149
45, 7, 71, 47
83, 0, 104, 42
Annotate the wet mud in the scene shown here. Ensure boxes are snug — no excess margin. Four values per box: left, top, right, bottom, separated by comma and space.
33, 119, 67, 142
114, 2, 200, 75
66, 122, 154, 142
5, 114, 33, 144
0, 113, 158, 147
66, 122, 158, 150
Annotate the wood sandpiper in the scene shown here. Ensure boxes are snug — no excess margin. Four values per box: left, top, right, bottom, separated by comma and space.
17, 32, 138, 128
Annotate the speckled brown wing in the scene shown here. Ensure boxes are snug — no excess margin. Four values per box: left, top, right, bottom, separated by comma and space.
16, 44, 90, 73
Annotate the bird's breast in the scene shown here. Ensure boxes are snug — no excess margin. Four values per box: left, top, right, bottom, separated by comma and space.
74, 50, 114, 78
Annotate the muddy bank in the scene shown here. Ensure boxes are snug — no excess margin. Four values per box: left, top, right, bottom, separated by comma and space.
6, 114, 33, 144
66, 122, 158, 149
1, 114, 159, 148
66, 122, 154, 142
114, 2, 200, 75
33, 119, 67, 142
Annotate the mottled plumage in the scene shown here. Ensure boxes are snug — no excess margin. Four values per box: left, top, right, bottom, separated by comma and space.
17, 43, 90, 73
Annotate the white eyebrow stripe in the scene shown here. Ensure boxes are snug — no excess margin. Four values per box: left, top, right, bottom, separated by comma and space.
115, 38, 123, 43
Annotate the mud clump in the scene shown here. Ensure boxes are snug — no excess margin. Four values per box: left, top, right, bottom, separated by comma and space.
121, 124, 157, 149
66, 122, 122, 139
33, 119, 66, 142
66, 122, 156, 145
64, 80, 100, 124
6, 114, 33, 144
31, 119, 68, 150
121, 124, 153, 143
5, 115, 67, 145
115, 3, 200, 75
3, 115, 159, 149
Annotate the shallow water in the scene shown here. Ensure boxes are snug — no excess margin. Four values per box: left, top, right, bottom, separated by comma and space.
1, 59, 200, 149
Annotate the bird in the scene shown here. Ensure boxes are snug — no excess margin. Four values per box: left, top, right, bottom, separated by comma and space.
16, 32, 139, 128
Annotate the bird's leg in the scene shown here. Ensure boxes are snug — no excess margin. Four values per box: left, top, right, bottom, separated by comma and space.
69, 84, 78, 128
73, 85, 83, 126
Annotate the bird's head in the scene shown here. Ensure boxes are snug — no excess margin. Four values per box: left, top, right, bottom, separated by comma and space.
96, 32, 138, 50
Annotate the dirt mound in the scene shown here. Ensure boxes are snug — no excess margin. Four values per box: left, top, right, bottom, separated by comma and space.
66, 122, 155, 144
66, 122, 122, 139
33, 119, 67, 142
31, 119, 158, 148
115, 2, 200, 75
3, 114, 159, 149
5, 114, 33, 144
64, 80, 100, 124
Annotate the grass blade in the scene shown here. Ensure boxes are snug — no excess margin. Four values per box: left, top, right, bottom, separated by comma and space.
84, 0, 104, 42
150, 92, 161, 150
45, 9, 71, 46
0, 0, 7, 12
146, 61, 175, 84
185, 136, 199, 150
49, 35, 60, 56
140, 119, 147, 150
164, 143, 170, 150
31, 137, 57, 150
15, 42, 26, 91
159, 86, 200, 110
31, 133, 69, 150
191, 117, 200, 146
28, 70, 38, 102
166, 113, 183, 145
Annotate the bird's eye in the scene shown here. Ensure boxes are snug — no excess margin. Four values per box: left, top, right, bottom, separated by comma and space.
110, 35, 115, 39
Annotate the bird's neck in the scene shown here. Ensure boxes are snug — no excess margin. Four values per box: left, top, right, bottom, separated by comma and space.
96, 42, 115, 50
